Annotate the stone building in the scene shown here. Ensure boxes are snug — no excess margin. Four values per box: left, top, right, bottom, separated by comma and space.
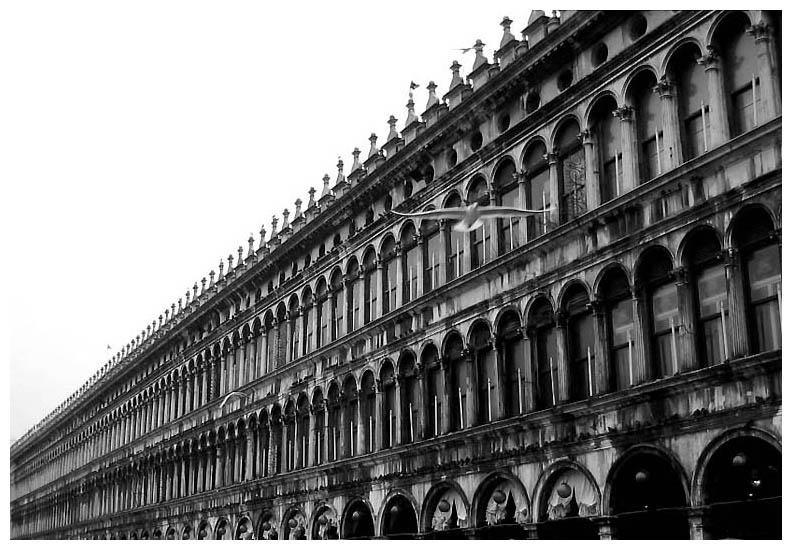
10, 9, 782, 540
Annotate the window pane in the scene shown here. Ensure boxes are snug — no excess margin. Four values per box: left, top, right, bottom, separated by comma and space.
732, 85, 758, 135
500, 186, 522, 251
529, 169, 551, 238
753, 301, 781, 352
562, 148, 587, 221
652, 284, 679, 331
697, 265, 727, 318
747, 245, 781, 301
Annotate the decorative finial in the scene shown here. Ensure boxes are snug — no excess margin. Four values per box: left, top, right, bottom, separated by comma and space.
426, 81, 439, 109
449, 60, 463, 89
209, 270, 215, 285
294, 198, 303, 218
259, 224, 267, 248
335, 159, 345, 185
229, 252, 236, 269
178, 298, 183, 313
218, 259, 224, 279
351, 147, 362, 172
193, 282, 198, 300
472, 39, 488, 70
237, 246, 243, 265
247, 234, 255, 257
271, 215, 278, 236
321, 174, 331, 196
405, 97, 418, 127
171, 303, 176, 317
307, 187, 316, 208
387, 115, 399, 141
367, 133, 379, 159
281, 209, 289, 230
500, 17, 515, 48
158, 314, 163, 327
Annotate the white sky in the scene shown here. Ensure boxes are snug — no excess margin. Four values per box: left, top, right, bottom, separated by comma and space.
3, 0, 544, 442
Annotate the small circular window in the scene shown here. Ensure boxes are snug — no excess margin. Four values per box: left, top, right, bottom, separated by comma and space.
557, 69, 573, 91
629, 15, 647, 40
497, 113, 511, 133
446, 148, 458, 168
592, 42, 608, 67
470, 130, 483, 152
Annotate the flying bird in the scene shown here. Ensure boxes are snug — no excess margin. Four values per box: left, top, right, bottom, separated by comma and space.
392, 203, 554, 232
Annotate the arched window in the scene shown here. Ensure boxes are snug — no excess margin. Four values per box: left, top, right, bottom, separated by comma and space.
636, 247, 679, 379
381, 236, 398, 315
288, 296, 300, 362
444, 193, 465, 280
627, 70, 663, 182
380, 362, 396, 448
600, 268, 635, 391
315, 278, 328, 349
498, 311, 525, 417
422, 215, 442, 293
493, 159, 522, 254
362, 249, 377, 324
669, 43, 710, 160
591, 96, 622, 203
311, 390, 325, 465
527, 298, 557, 410
269, 406, 283, 474
445, 334, 468, 431
346, 259, 361, 333
562, 284, 594, 401
330, 270, 344, 341
470, 323, 494, 425
342, 376, 358, 458
401, 223, 419, 303
555, 120, 587, 223
276, 305, 287, 368
326, 384, 340, 462
468, 177, 491, 269
683, 228, 728, 366
301, 288, 313, 356
714, 12, 761, 135
421, 344, 442, 438
284, 401, 296, 471
733, 207, 781, 352
359, 372, 376, 454
398, 352, 420, 444
522, 141, 551, 239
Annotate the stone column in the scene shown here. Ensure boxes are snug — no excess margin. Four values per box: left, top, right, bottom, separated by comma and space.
749, 21, 781, 122
543, 152, 560, 226
394, 247, 404, 310
465, 348, 477, 427
321, 407, 329, 464
591, 300, 609, 395
631, 288, 649, 384
579, 129, 600, 209
375, 260, 384, 318
308, 407, 317, 467
522, 331, 536, 412
688, 508, 705, 540
440, 358, 451, 434
654, 77, 683, 169
674, 268, 698, 371
698, 49, 729, 147
245, 429, 255, 480
554, 314, 570, 402
614, 105, 640, 193
392, 377, 402, 446
493, 338, 506, 420
267, 419, 279, 475
193, 368, 201, 410
725, 248, 749, 358
415, 236, 425, 298
356, 396, 366, 455
200, 366, 209, 407
374, 385, 384, 450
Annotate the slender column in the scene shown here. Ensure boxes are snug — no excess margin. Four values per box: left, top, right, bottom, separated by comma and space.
698, 49, 728, 147
193, 369, 201, 410
281, 419, 290, 472
749, 21, 780, 121
579, 129, 600, 208
356, 396, 365, 455
393, 377, 402, 445
185, 374, 194, 414
632, 289, 649, 384
245, 430, 254, 480
440, 358, 451, 434
615, 106, 640, 192
394, 247, 404, 310
321, 408, 329, 465
591, 300, 609, 395
375, 261, 384, 318
654, 78, 683, 169
200, 366, 209, 406
466, 349, 477, 427
725, 248, 749, 358
674, 268, 698, 371
543, 152, 560, 226
554, 313, 570, 402
521, 331, 536, 412
308, 407, 317, 466
374, 385, 384, 450
267, 419, 279, 475
493, 339, 506, 419
214, 446, 223, 489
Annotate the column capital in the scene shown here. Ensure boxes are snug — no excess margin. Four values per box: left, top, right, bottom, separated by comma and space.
697, 47, 721, 70
653, 76, 675, 98
577, 128, 594, 146
612, 105, 634, 121
748, 20, 771, 42
543, 149, 558, 165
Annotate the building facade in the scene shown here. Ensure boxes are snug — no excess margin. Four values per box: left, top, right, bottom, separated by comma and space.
10, 10, 782, 540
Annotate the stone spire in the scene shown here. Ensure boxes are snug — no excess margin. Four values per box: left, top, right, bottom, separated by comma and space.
471, 39, 488, 71
259, 224, 267, 248
271, 215, 279, 237
248, 234, 255, 257
218, 258, 224, 279
426, 81, 439, 110
201, 277, 206, 294
499, 17, 516, 48
281, 209, 290, 231
405, 86, 419, 127
294, 198, 303, 219
307, 187, 316, 208
350, 147, 362, 172
449, 60, 464, 90
321, 174, 331, 197
209, 270, 215, 286
228, 253, 234, 271
193, 282, 198, 300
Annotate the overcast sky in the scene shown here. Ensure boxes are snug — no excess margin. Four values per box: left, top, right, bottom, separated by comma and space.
4, 0, 545, 442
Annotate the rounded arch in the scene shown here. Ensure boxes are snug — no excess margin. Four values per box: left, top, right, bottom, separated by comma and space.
440, 329, 465, 359
471, 470, 531, 530
678, 224, 724, 265
463, 172, 491, 202
344, 254, 361, 277
519, 136, 549, 169
583, 89, 620, 129
550, 113, 583, 149
727, 201, 779, 248
257, 509, 279, 540
659, 36, 706, 76
490, 155, 518, 188
494, 305, 523, 333
340, 497, 376, 539
594, 261, 633, 297
313, 276, 328, 299
705, 10, 756, 47
634, 244, 676, 283
531, 459, 602, 524
558, 279, 592, 312
420, 479, 471, 533
379, 232, 397, 257
442, 189, 463, 208
281, 506, 308, 540
379, 489, 420, 538
233, 515, 254, 540
620, 64, 661, 103
398, 219, 418, 245
417, 339, 440, 365
396, 349, 417, 374
309, 502, 340, 540
466, 318, 493, 346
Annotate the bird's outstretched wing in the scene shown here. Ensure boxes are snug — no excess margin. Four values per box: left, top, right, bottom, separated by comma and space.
477, 205, 555, 219
391, 207, 468, 220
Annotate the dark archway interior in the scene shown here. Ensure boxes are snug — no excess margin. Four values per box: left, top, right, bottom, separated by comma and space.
610, 452, 689, 539
382, 494, 418, 538
703, 436, 781, 539
342, 501, 375, 539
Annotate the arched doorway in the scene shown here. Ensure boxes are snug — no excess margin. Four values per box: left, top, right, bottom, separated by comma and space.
473, 473, 530, 539
536, 465, 600, 539
608, 448, 689, 539
381, 493, 418, 539
342, 499, 375, 539
701, 435, 781, 539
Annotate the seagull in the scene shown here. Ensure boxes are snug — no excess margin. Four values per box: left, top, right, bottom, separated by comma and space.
392, 202, 554, 232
